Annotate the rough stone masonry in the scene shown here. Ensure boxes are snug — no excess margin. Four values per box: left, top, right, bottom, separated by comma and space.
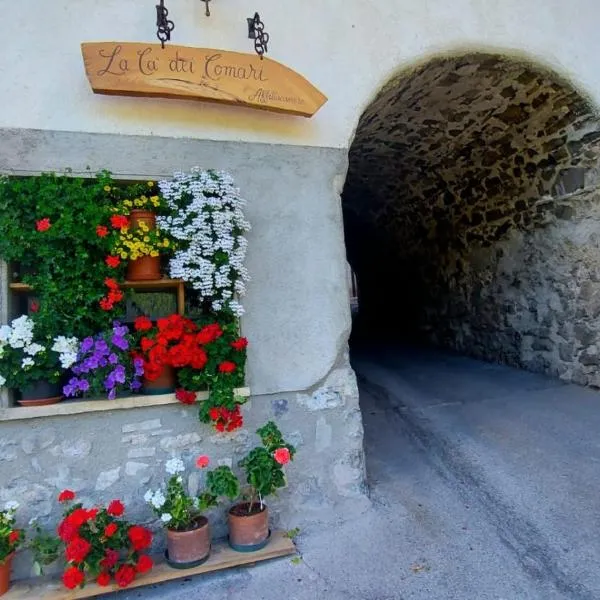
344, 52, 600, 387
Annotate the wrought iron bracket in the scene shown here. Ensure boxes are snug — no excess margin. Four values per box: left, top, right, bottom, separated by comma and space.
247, 12, 269, 59
156, 0, 175, 49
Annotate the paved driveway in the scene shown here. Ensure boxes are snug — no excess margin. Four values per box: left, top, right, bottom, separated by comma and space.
115, 345, 600, 600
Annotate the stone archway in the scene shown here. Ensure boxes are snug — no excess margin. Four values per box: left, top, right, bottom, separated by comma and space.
343, 52, 600, 386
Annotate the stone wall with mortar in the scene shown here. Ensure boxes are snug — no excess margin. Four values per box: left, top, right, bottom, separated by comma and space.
0, 130, 368, 579
344, 53, 600, 384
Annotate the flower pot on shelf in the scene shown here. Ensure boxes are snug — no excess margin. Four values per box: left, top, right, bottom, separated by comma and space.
0, 553, 14, 596
142, 365, 176, 395
18, 381, 62, 407
165, 517, 211, 568
127, 255, 161, 281
130, 209, 156, 230
228, 503, 270, 552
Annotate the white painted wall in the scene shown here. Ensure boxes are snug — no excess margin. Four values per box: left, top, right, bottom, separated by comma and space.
2, 0, 599, 149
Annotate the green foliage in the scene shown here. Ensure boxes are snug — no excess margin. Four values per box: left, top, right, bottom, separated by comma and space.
238, 421, 296, 510
284, 527, 301, 539
28, 520, 61, 575
205, 466, 240, 502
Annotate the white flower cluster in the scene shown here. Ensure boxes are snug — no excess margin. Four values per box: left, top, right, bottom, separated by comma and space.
144, 489, 166, 509
165, 457, 185, 475
0, 316, 79, 387
4, 500, 19, 519
51, 336, 79, 369
157, 168, 251, 316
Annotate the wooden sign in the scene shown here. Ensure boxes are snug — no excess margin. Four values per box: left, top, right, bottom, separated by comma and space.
81, 42, 327, 118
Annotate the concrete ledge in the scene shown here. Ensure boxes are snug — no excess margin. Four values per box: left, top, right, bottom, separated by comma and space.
0, 387, 250, 422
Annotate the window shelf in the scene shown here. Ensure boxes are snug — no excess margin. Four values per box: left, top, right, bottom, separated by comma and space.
9, 278, 186, 315
0, 387, 250, 422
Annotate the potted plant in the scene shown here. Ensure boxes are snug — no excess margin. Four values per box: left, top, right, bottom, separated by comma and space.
63, 322, 143, 400
0, 316, 79, 405
0, 502, 23, 596
132, 314, 202, 394
157, 167, 251, 317
174, 315, 248, 432
106, 183, 172, 282
0, 172, 129, 340
53, 489, 154, 590
144, 455, 239, 568
228, 421, 295, 552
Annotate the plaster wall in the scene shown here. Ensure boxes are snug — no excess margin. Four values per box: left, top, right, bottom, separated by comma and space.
1, 0, 600, 148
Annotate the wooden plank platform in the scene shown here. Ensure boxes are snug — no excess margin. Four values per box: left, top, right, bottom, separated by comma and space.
5, 532, 295, 599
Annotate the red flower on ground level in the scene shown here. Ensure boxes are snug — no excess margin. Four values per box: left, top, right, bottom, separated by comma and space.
273, 448, 291, 466
63, 566, 85, 590
104, 523, 118, 538
96, 225, 109, 238
105, 255, 121, 268
218, 361, 236, 374
128, 525, 152, 551
110, 214, 130, 230
115, 564, 136, 588
57, 520, 78, 543
66, 536, 92, 563
97, 572, 111, 587
8, 530, 20, 545
211, 405, 243, 433
196, 455, 210, 469
208, 407, 219, 421
134, 316, 153, 331
107, 499, 125, 517
36, 218, 51, 232
135, 554, 154, 573
231, 337, 248, 351
100, 549, 120, 570
58, 489, 75, 502
175, 388, 197, 405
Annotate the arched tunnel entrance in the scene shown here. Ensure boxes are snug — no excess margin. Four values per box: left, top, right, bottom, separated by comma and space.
343, 52, 600, 387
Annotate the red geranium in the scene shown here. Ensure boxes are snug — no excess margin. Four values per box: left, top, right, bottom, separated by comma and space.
107, 499, 125, 517
210, 404, 243, 432
136, 554, 154, 573
8, 530, 20, 545
115, 564, 136, 588
196, 455, 210, 469
134, 316, 153, 331
100, 549, 120, 570
218, 361, 236, 374
96, 225, 109, 238
175, 388, 197, 405
105, 255, 121, 268
196, 323, 222, 345
128, 525, 152, 551
273, 448, 291, 465
208, 407, 219, 421
190, 347, 208, 369
66, 536, 92, 562
36, 218, 51, 232
231, 337, 248, 351
63, 566, 85, 590
104, 523, 118, 538
110, 214, 130, 230
97, 572, 111, 587
58, 489, 75, 502
57, 519, 78, 543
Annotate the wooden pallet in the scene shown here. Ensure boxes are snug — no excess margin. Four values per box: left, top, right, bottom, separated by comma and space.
5, 532, 295, 600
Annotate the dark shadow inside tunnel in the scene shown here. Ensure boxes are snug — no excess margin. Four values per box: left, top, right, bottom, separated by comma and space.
343, 51, 600, 387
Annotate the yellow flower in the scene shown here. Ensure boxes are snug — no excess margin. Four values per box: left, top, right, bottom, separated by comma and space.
163, 239, 170, 247
143, 236, 150, 242
150, 251, 159, 257
147, 181, 154, 187
120, 252, 128, 260
104, 185, 111, 192
134, 199, 143, 207
150, 196, 159, 202
124, 199, 133, 207
139, 222, 149, 232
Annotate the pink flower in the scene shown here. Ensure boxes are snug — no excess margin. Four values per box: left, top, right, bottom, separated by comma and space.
273, 448, 291, 465
196, 455, 210, 469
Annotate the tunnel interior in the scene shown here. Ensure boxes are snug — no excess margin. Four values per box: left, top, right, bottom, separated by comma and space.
343, 52, 600, 386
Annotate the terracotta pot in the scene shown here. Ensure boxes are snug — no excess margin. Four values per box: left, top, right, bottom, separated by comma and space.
127, 255, 161, 281
130, 209, 156, 230
228, 503, 270, 552
166, 517, 211, 566
18, 381, 62, 407
0, 553, 13, 596
143, 365, 176, 395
